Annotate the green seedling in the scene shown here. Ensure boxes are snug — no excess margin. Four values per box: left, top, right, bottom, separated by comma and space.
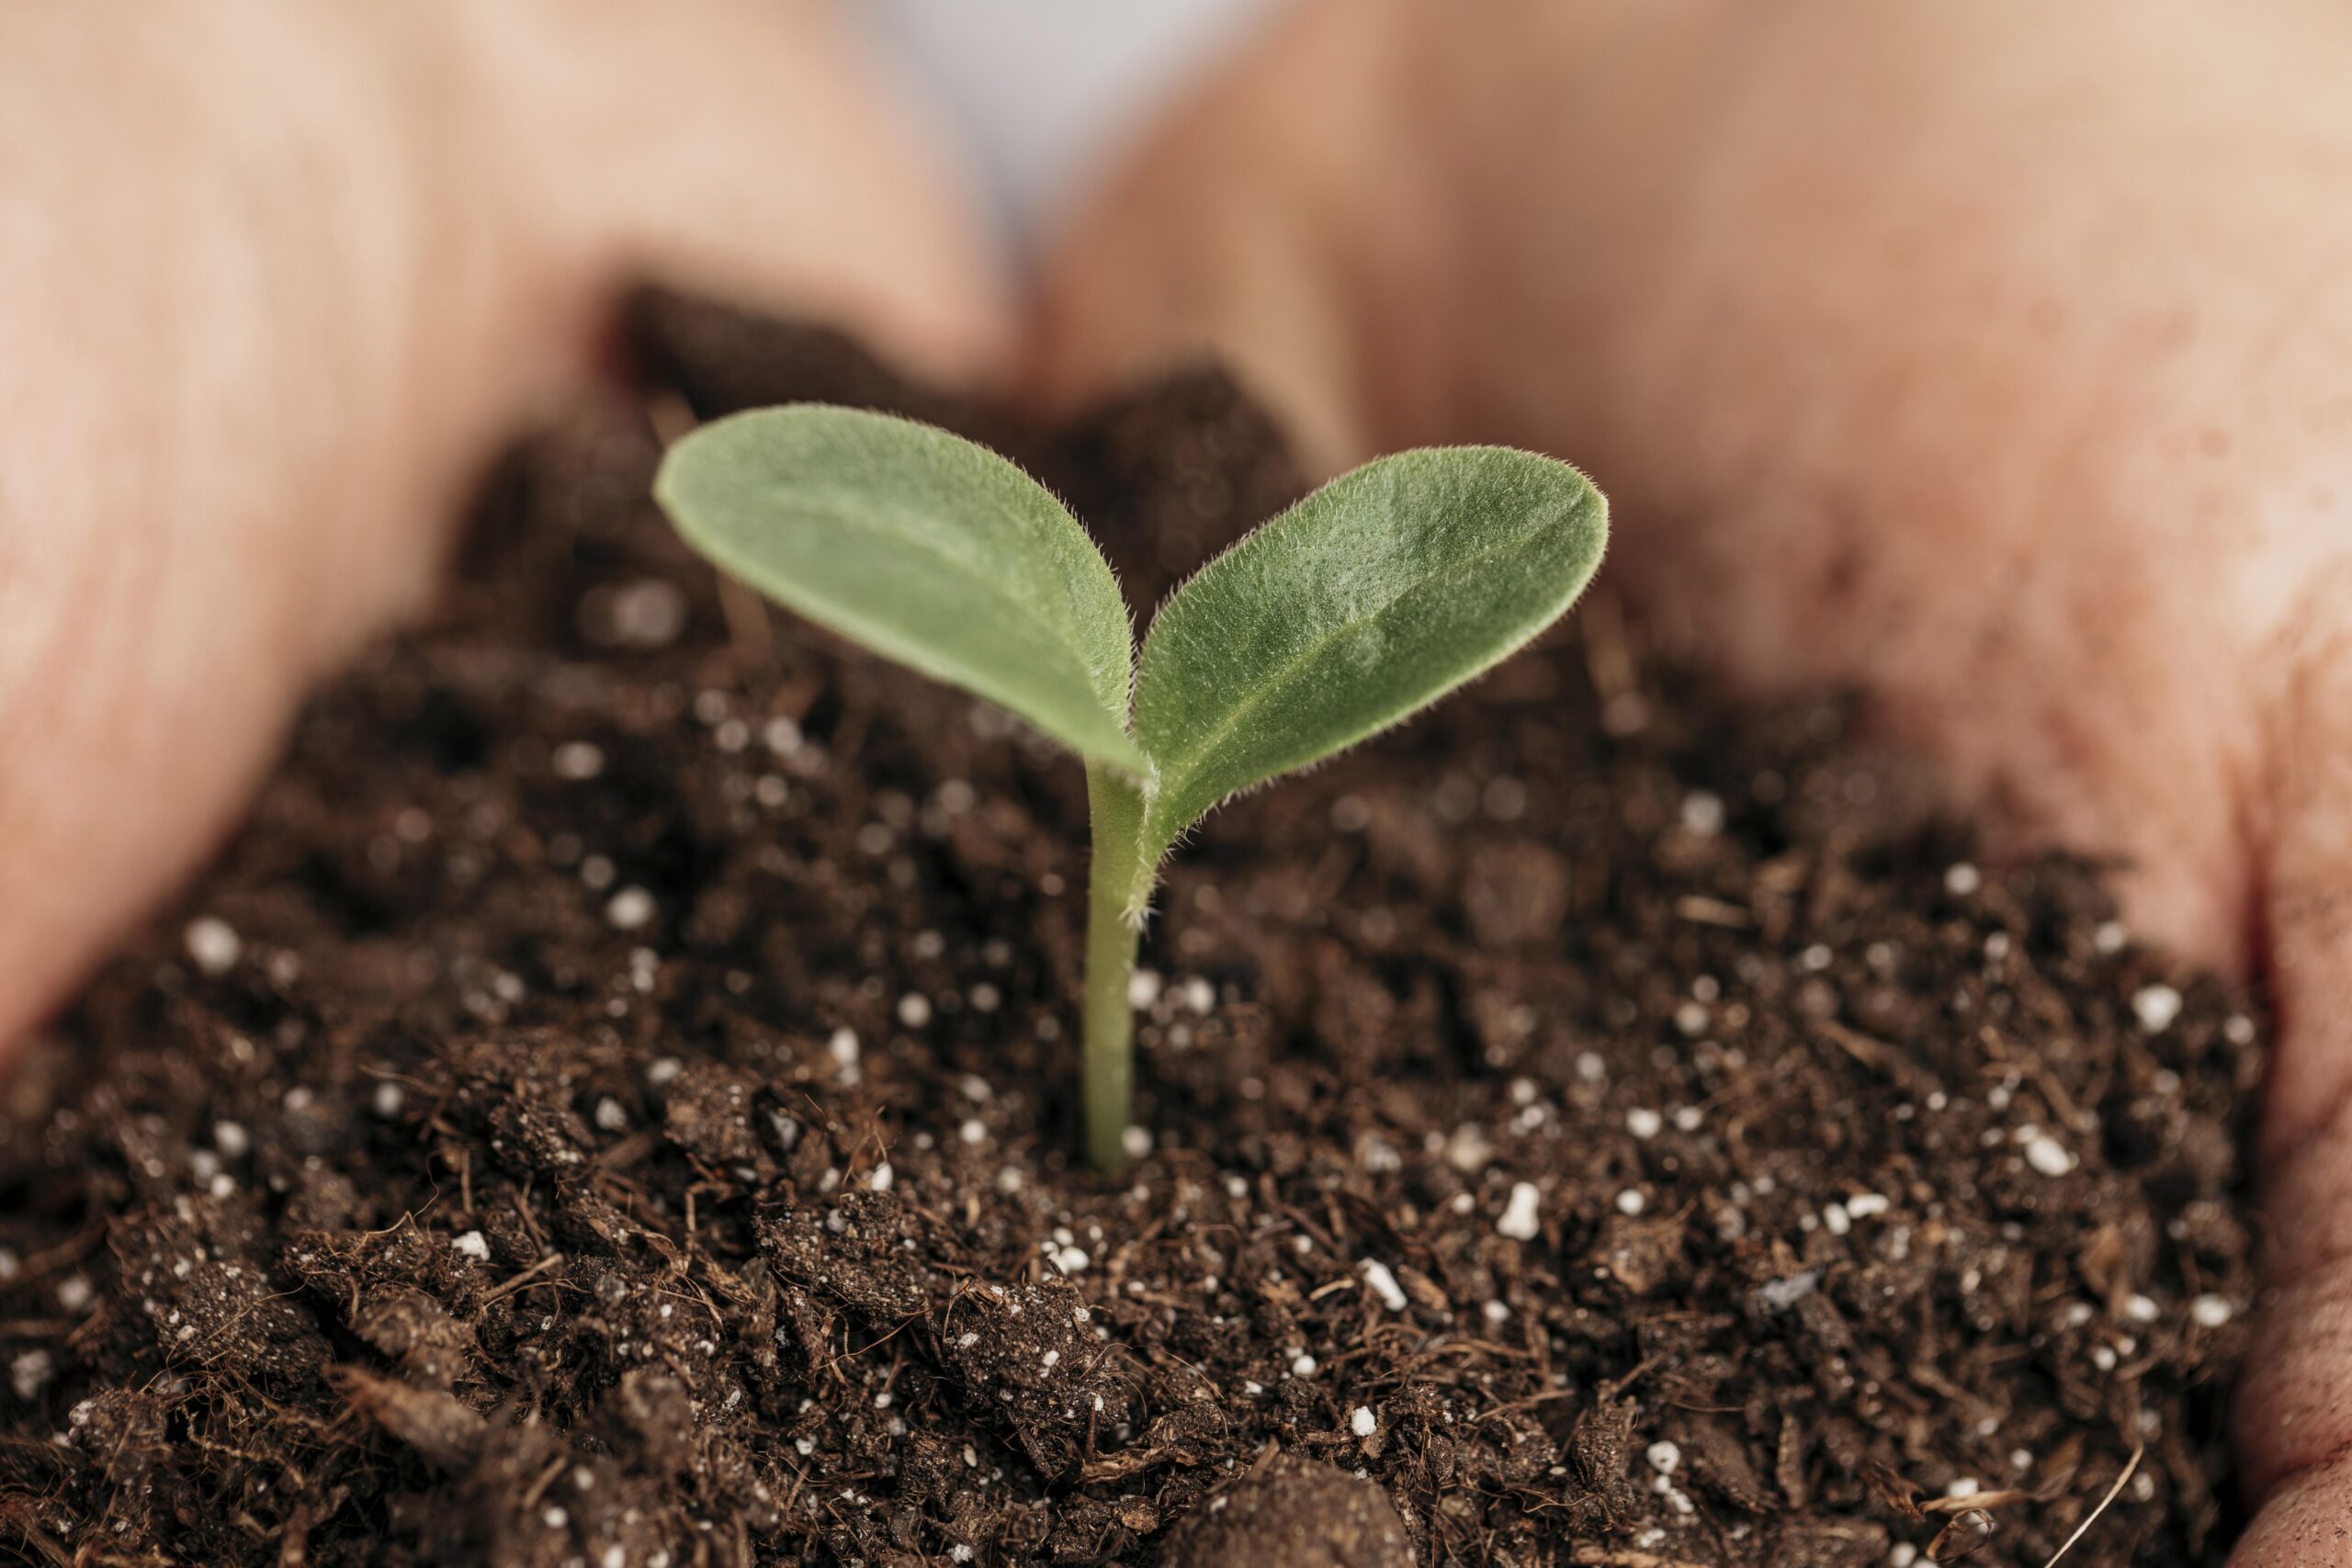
654, 405, 1607, 1171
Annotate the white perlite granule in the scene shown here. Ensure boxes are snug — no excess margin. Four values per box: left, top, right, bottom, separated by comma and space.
184, 917, 243, 976
551, 741, 605, 780
2132, 983, 2184, 1033
1497, 1182, 1542, 1240
2023, 1134, 2074, 1178
604, 886, 655, 931
2189, 1293, 2233, 1328
1679, 791, 1725, 835
1361, 1259, 1408, 1313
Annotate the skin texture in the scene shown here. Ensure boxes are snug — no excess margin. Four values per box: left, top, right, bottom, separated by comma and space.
3, 2, 2349, 1559
1028, 5, 2352, 1559
0, 0, 1008, 1051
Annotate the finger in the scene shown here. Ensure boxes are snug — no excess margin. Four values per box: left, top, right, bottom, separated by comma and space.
466, 0, 1012, 389
1028, 0, 1755, 477
0, 6, 472, 1061
0, 3, 1008, 1055
1034, 8, 2352, 1559
2230, 1461, 2352, 1566
2228, 609, 2352, 1562
1033, 0, 2336, 974
1027, 0, 1415, 475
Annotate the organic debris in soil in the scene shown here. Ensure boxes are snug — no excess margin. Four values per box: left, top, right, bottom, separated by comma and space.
0, 295, 2262, 1567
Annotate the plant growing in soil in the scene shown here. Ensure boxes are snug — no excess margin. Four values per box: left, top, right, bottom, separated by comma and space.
655, 404, 1606, 1169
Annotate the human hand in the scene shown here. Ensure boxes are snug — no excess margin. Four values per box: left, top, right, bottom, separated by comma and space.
0, 0, 1006, 1044
1031, 4, 2352, 1558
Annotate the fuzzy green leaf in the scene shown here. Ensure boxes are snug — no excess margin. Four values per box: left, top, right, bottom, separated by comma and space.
654, 405, 1148, 774
1133, 446, 1606, 858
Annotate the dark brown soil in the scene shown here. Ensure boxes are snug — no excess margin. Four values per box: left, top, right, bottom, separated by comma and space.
0, 294, 2263, 1567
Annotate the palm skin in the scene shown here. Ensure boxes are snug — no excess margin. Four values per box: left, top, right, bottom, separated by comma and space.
6, 3, 2352, 1557
1030, 5, 2352, 1560
0, 0, 1006, 1051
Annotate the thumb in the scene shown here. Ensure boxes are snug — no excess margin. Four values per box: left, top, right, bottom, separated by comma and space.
463, 0, 1012, 389
2222, 609, 2352, 1563
1027, 0, 1418, 476
0, 2, 1007, 1057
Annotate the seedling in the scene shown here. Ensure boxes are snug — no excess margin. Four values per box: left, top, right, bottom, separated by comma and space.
655, 406, 1607, 1171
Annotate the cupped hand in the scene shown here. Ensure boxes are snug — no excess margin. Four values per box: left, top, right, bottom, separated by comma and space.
0, 0, 1007, 1043
1032, 4, 2352, 1558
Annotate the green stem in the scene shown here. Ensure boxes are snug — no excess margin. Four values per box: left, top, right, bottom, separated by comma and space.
1081, 762, 1152, 1174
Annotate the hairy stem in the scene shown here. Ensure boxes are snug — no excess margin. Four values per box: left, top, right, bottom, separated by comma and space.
1081, 762, 1152, 1173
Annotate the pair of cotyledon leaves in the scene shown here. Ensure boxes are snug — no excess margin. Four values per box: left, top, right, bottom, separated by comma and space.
653, 405, 1607, 886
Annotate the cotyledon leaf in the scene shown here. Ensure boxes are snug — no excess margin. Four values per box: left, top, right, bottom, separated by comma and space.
654, 405, 1148, 775
1133, 446, 1606, 859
